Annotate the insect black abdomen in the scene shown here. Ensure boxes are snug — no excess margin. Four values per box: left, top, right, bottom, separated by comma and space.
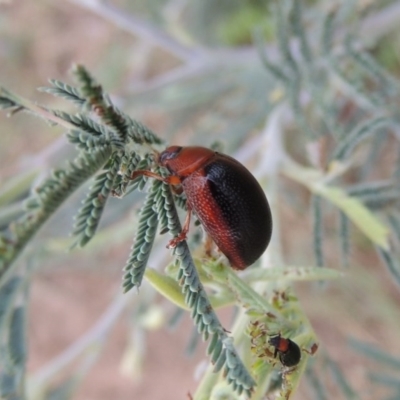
278, 340, 301, 367
204, 155, 272, 268
268, 335, 301, 367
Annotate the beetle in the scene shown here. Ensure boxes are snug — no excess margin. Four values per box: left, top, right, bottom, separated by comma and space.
268, 334, 301, 367
131, 146, 273, 270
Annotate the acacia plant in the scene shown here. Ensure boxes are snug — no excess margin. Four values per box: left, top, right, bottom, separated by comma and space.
1, 1, 400, 399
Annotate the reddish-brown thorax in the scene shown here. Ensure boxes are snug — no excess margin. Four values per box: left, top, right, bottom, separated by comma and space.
159, 146, 215, 177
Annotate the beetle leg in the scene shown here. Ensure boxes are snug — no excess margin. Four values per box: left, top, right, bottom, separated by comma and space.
130, 169, 162, 181
204, 233, 214, 257
130, 170, 181, 185
303, 342, 319, 355
167, 207, 192, 249
273, 348, 278, 359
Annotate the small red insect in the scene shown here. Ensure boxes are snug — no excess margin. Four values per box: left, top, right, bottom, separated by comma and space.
268, 334, 301, 367
132, 146, 273, 270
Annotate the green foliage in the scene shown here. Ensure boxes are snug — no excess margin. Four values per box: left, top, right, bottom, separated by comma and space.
122, 179, 161, 292
72, 156, 121, 247
8, 307, 27, 367
0, 144, 113, 282
0, 277, 21, 333
373, 34, 400, 77
156, 179, 257, 395
311, 195, 324, 267
1, 1, 400, 399
39, 80, 86, 107
218, 5, 273, 45
338, 211, 350, 268
0, 279, 26, 400
332, 116, 391, 161
0, 66, 261, 397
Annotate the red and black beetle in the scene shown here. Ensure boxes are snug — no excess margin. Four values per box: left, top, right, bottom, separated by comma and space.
268, 334, 301, 367
132, 146, 273, 270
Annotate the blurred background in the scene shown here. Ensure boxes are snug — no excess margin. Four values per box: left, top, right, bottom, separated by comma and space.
1, 1, 400, 399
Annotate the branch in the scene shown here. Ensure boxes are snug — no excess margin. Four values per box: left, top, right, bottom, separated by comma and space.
65, 0, 206, 64
31, 292, 131, 386
359, 2, 400, 44
63, 1, 400, 96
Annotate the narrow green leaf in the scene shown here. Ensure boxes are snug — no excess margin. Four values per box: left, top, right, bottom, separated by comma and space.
349, 338, 400, 369
0, 277, 22, 334
0, 170, 39, 207
312, 195, 325, 267
245, 266, 343, 282
203, 262, 288, 327
122, 180, 160, 292
369, 372, 400, 389
145, 268, 188, 310
338, 211, 351, 268
326, 356, 359, 399
306, 367, 329, 400
72, 157, 120, 248
376, 247, 400, 288
333, 117, 390, 161
0, 372, 18, 398
39, 79, 86, 107
316, 185, 389, 249
283, 160, 389, 249
8, 307, 26, 367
